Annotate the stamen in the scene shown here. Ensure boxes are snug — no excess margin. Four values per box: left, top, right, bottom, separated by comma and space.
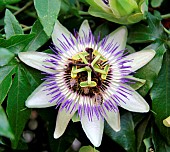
78, 53, 88, 64
91, 54, 100, 66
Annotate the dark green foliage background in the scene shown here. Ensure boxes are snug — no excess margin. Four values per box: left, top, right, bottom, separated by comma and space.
0, 0, 170, 151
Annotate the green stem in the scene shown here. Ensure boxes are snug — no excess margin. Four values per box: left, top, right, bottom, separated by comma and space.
161, 14, 170, 19
6, 5, 20, 11
76, 0, 80, 10
79, 11, 89, 15
14, 1, 33, 16
163, 27, 170, 35
23, 26, 32, 32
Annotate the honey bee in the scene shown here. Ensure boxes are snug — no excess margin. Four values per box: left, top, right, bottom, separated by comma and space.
94, 92, 103, 105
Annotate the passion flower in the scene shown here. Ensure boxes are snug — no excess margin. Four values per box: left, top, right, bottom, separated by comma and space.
18, 20, 155, 147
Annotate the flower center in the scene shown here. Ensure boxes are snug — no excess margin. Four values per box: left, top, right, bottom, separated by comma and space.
64, 48, 110, 104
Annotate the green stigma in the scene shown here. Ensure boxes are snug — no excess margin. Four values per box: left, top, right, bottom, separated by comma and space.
70, 49, 110, 88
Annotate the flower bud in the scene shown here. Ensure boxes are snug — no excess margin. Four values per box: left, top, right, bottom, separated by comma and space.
86, 0, 148, 24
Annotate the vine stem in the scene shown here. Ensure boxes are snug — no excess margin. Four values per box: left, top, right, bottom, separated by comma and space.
21, 24, 32, 32
161, 13, 170, 19
14, 1, 33, 16
6, 5, 20, 11
78, 11, 89, 15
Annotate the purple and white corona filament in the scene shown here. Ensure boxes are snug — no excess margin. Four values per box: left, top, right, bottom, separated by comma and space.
44, 36, 133, 120
18, 20, 155, 147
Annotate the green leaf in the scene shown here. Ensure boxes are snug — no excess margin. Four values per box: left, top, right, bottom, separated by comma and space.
135, 42, 166, 96
128, 76, 146, 90
152, 126, 170, 152
128, 12, 164, 43
0, 105, 14, 139
0, 65, 17, 104
6, 65, 31, 149
0, 0, 21, 5
34, 0, 61, 37
4, 9, 23, 39
0, 34, 35, 54
136, 115, 151, 152
104, 112, 136, 152
150, 49, 170, 145
24, 65, 42, 89
0, 48, 15, 66
23, 20, 49, 52
79, 146, 100, 152
38, 107, 76, 152
94, 23, 110, 40
0, 0, 21, 11
151, 0, 164, 8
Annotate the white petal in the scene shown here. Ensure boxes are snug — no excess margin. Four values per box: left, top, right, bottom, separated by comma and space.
118, 85, 149, 112
52, 20, 77, 56
54, 107, 76, 138
81, 115, 104, 147
79, 20, 91, 38
99, 26, 127, 56
104, 108, 120, 132
26, 82, 56, 108
78, 20, 95, 49
123, 49, 155, 73
18, 52, 55, 74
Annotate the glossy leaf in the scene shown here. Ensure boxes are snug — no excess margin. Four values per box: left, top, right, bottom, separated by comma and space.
94, 23, 110, 40
6, 65, 31, 148
152, 126, 170, 152
128, 12, 164, 43
135, 42, 166, 96
0, 48, 15, 66
4, 9, 23, 39
38, 107, 76, 152
136, 115, 151, 152
150, 49, 170, 145
0, 105, 14, 139
0, 34, 34, 54
104, 112, 136, 152
24, 66, 42, 89
0, 65, 17, 104
34, 0, 61, 37
23, 20, 49, 52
